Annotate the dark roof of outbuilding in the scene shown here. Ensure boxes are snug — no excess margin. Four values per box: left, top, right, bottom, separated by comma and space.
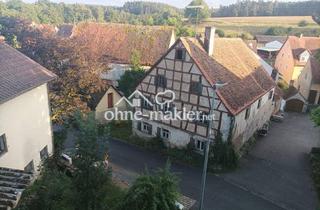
255, 35, 288, 44
0, 43, 56, 104
180, 37, 276, 115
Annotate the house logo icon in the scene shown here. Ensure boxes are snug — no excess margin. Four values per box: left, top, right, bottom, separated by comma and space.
115, 90, 153, 108
115, 90, 176, 108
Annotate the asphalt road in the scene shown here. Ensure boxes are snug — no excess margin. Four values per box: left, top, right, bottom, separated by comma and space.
108, 113, 320, 210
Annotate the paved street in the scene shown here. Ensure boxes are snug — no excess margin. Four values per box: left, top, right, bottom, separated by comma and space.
109, 113, 320, 210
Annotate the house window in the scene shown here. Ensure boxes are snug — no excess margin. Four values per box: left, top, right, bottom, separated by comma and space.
175, 48, 186, 60
142, 97, 153, 110
195, 139, 205, 151
40, 146, 49, 161
155, 75, 167, 88
0, 134, 8, 156
24, 160, 34, 173
142, 122, 152, 134
160, 102, 175, 113
107, 93, 113, 108
161, 128, 170, 140
268, 90, 273, 100
257, 99, 262, 109
190, 81, 203, 95
137, 122, 152, 135
197, 112, 210, 125
245, 107, 251, 120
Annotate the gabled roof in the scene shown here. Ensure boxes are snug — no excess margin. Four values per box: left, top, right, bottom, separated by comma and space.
71, 22, 175, 66
180, 37, 275, 115
287, 36, 320, 55
255, 35, 287, 44
0, 43, 56, 104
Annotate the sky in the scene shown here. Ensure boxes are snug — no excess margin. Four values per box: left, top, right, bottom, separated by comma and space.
23, 0, 303, 9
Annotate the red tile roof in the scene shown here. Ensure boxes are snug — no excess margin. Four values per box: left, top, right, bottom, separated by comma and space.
288, 36, 320, 54
181, 37, 275, 115
71, 22, 175, 66
0, 43, 56, 104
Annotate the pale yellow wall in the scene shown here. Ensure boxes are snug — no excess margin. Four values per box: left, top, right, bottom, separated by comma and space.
95, 87, 127, 123
0, 84, 53, 170
292, 66, 304, 86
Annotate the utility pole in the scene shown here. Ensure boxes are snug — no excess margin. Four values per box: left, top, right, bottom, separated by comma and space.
199, 82, 227, 210
186, 5, 204, 37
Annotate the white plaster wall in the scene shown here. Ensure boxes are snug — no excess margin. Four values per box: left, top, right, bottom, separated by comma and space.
95, 87, 127, 123
132, 119, 191, 148
0, 84, 53, 170
232, 90, 275, 149
101, 63, 150, 85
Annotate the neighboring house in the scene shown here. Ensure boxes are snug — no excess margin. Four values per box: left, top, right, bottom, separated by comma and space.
0, 41, 56, 208
70, 23, 176, 87
94, 86, 128, 123
132, 27, 276, 151
274, 35, 320, 85
255, 35, 287, 65
297, 57, 320, 106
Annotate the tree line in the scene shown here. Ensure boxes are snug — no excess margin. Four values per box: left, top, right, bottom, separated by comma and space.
214, 0, 320, 17
0, 0, 183, 26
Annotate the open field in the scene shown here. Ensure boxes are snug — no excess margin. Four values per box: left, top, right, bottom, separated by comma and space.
205, 16, 318, 27
186, 16, 320, 37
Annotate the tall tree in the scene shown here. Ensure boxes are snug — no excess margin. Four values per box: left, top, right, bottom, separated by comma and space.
72, 112, 111, 210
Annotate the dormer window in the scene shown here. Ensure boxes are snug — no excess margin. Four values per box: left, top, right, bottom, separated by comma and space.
175, 48, 186, 60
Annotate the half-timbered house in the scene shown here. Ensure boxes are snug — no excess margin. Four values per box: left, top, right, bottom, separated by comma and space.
132, 27, 276, 151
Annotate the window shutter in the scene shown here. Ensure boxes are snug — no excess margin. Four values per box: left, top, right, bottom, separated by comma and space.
137, 122, 142, 131
148, 125, 153, 135
157, 127, 161, 137
198, 83, 203, 95
155, 75, 159, 86
182, 50, 186, 60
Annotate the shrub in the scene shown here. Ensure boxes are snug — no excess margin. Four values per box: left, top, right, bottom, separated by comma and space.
310, 148, 320, 200
311, 107, 320, 126
216, 29, 225, 37
120, 161, 179, 210
265, 27, 288, 36
298, 20, 308, 27
209, 132, 239, 172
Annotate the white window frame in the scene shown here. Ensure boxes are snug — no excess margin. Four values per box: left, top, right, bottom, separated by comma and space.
195, 139, 205, 151
161, 128, 170, 140
0, 134, 8, 156
142, 122, 152, 134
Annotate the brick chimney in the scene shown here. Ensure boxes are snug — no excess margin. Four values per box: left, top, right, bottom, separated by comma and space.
0, 36, 5, 43
204, 26, 216, 56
